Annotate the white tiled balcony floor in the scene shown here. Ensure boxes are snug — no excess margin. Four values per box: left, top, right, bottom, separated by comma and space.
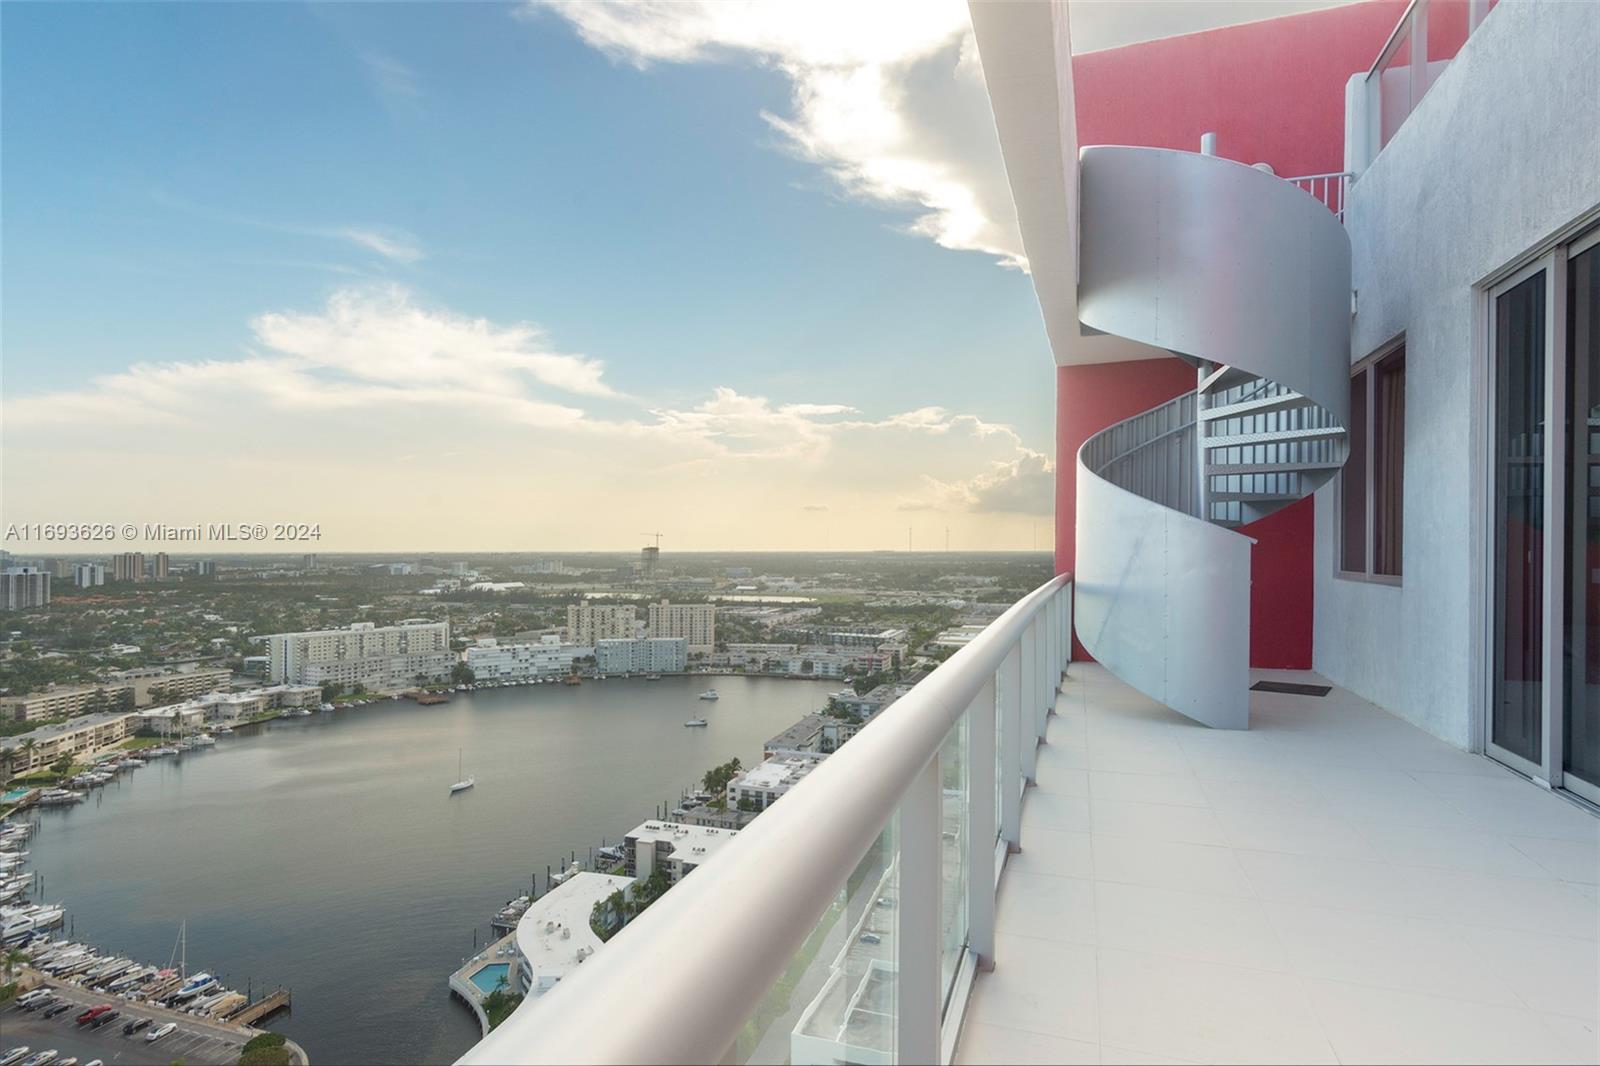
957, 663, 1600, 1066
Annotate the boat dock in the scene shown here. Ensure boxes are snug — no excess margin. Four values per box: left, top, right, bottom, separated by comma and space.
230, 986, 292, 1026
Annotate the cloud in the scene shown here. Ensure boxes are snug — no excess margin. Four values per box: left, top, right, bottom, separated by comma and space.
335, 227, 425, 264
362, 51, 421, 103
532, 0, 1026, 268
6, 285, 611, 430
903, 449, 1055, 516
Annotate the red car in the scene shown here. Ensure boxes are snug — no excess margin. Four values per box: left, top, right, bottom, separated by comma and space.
75, 1004, 113, 1025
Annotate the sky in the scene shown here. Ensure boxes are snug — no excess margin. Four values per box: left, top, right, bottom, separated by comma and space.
0, 0, 1353, 553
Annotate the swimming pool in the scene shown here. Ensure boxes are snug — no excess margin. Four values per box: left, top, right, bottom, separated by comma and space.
469, 963, 511, 995
1, 788, 33, 804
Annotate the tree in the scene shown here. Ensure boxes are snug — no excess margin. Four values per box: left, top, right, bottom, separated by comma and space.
320, 681, 344, 702
451, 662, 476, 687
115, 688, 136, 712
2, 948, 25, 979
51, 754, 73, 776
19, 739, 38, 772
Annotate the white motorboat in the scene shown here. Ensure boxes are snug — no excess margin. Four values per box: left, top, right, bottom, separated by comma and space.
698, 689, 720, 701
683, 718, 708, 727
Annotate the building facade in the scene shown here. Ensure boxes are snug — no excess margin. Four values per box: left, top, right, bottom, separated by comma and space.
465, 637, 590, 682
726, 753, 825, 813
1, 665, 233, 722
73, 562, 106, 587
594, 637, 688, 675
0, 711, 141, 773
565, 603, 638, 646
264, 621, 453, 690
0, 567, 50, 610
112, 552, 145, 582
645, 599, 715, 654
621, 820, 738, 883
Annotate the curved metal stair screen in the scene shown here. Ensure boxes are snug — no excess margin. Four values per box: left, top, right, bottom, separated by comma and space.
1074, 146, 1351, 730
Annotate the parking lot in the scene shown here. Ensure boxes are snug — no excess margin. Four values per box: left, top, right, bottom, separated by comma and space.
2, 982, 250, 1066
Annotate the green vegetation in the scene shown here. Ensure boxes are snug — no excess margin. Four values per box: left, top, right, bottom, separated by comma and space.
481, 981, 523, 1030
590, 888, 627, 942
451, 662, 476, 686
121, 736, 165, 750
239, 1031, 291, 1066
701, 757, 742, 795
0, 982, 17, 1004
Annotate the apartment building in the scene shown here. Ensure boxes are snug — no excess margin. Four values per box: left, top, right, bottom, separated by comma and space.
264, 620, 453, 691
725, 753, 824, 813
0, 711, 141, 774
646, 599, 715, 654
565, 603, 639, 645
112, 552, 145, 582
152, 552, 170, 580
73, 562, 106, 587
593, 637, 687, 675
1, 665, 232, 722
465, 637, 590, 682
620, 821, 738, 883
0, 567, 50, 610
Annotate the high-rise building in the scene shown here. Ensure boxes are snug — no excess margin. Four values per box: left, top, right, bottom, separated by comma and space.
565, 603, 638, 646
594, 637, 687, 675
646, 600, 715, 655
112, 552, 145, 582
264, 621, 453, 691
152, 552, 170, 580
639, 544, 660, 581
196, 560, 215, 577
0, 567, 51, 610
73, 563, 106, 588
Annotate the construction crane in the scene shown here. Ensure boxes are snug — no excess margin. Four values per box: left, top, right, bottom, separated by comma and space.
641, 532, 663, 549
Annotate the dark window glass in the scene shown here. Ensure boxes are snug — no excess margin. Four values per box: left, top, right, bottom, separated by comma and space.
1374, 350, 1406, 576
1342, 371, 1368, 572
1493, 270, 1547, 764
1565, 243, 1600, 789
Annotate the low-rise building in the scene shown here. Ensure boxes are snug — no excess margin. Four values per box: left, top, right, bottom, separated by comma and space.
108, 665, 235, 707
594, 637, 687, 675
512, 872, 635, 998
264, 621, 452, 691
1, 711, 141, 773
726, 753, 825, 813
621, 820, 738, 883
465, 637, 590, 682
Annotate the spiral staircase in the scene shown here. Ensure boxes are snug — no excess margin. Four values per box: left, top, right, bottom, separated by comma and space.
1072, 146, 1353, 730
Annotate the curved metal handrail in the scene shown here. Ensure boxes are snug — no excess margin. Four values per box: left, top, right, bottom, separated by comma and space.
457, 573, 1072, 1065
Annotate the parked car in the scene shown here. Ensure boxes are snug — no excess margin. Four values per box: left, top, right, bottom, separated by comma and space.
73, 1006, 111, 1026
145, 1022, 176, 1043
122, 1017, 150, 1035
0, 1048, 30, 1066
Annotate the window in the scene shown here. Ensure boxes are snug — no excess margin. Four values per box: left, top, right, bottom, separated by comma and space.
1339, 342, 1406, 580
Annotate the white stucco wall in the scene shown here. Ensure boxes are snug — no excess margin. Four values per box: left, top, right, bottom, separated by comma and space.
1314, 1, 1600, 748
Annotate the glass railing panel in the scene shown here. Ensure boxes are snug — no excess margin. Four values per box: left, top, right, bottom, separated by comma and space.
736, 817, 899, 1066
938, 713, 970, 1013
1377, 24, 1414, 148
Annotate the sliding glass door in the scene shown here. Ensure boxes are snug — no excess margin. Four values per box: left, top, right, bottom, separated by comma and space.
1487, 225, 1600, 801
1564, 236, 1600, 802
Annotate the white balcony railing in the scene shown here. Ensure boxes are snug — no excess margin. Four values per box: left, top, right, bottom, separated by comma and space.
1364, 0, 1497, 159
456, 573, 1074, 1065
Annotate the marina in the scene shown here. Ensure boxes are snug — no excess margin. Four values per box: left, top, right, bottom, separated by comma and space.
2, 673, 837, 1065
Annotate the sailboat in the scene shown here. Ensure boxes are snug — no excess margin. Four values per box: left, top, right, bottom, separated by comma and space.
449, 749, 475, 794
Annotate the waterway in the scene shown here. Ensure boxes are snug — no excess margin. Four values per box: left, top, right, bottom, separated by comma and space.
15, 674, 839, 1064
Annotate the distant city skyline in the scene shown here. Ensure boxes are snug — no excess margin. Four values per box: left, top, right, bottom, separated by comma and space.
0, 1, 1351, 551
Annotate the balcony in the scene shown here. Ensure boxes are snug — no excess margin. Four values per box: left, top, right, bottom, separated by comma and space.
455, 575, 1598, 1066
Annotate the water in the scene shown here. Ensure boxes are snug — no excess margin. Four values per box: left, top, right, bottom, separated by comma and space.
468, 963, 510, 995
17, 674, 838, 1064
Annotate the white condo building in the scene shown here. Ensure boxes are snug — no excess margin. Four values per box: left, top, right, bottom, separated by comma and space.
1, 567, 51, 610
73, 562, 106, 587
566, 603, 639, 646
264, 620, 453, 691
646, 600, 715, 655
466, 637, 590, 682
594, 637, 687, 676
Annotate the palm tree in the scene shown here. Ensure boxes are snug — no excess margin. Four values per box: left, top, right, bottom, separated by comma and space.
2, 948, 26, 980
19, 739, 39, 775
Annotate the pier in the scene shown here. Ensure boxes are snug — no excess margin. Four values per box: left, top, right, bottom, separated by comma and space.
230, 986, 292, 1026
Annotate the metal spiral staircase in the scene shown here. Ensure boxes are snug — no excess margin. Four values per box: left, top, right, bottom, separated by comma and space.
1072, 146, 1353, 729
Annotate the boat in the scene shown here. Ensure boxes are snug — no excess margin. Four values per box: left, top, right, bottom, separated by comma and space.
698, 689, 720, 701
645, 673, 662, 681
683, 718, 708, 727
216, 727, 233, 736
449, 749, 475, 795
192, 734, 216, 746
169, 971, 216, 1000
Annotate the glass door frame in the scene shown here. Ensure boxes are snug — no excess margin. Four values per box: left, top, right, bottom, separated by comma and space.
1483, 224, 1600, 801
1559, 226, 1600, 805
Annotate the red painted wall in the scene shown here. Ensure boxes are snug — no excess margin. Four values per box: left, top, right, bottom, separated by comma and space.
1059, 2, 1406, 668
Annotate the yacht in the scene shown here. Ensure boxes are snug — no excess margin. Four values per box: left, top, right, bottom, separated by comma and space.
449, 749, 475, 795
698, 689, 720, 701
192, 734, 216, 747
169, 971, 216, 1000
683, 718, 708, 728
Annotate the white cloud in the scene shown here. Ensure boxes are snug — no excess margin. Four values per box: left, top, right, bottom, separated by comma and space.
362, 51, 421, 103
903, 449, 1055, 516
532, 0, 1026, 268
335, 227, 425, 264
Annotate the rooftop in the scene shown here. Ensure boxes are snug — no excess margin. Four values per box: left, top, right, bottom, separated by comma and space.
730, 753, 825, 794
625, 820, 740, 864
956, 663, 1599, 1065
514, 872, 635, 994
